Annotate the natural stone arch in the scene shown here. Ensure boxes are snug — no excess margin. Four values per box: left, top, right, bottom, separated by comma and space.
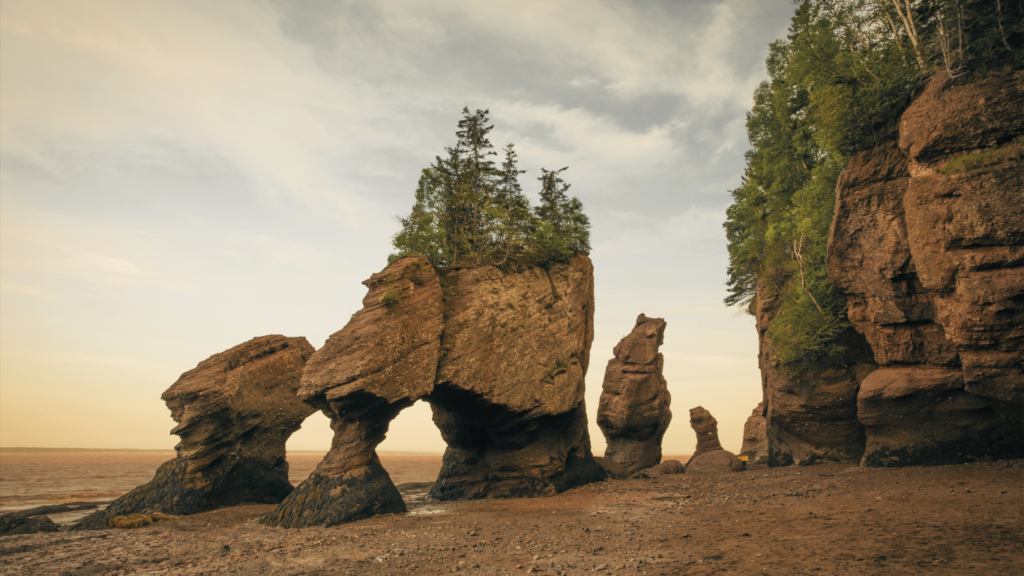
73, 335, 315, 530
260, 255, 604, 529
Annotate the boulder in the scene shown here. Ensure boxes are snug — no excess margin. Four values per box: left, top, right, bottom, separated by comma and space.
73, 335, 314, 530
657, 459, 685, 475
828, 71, 1024, 466
684, 450, 745, 474
596, 314, 672, 477
260, 256, 443, 528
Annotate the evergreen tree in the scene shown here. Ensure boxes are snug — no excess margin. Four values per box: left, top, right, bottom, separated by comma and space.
391, 108, 591, 269
533, 167, 590, 263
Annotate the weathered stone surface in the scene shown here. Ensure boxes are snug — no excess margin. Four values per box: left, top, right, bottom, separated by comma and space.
683, 450, 745, 474
740, 402, 766, 462
428, 255, 604, 500
828, 71, 1024, 466
858, 367, 1021, 466
74, 335, 315, 530
597, 314, 672, 477
688, 406, 723, 457
261, 256, 443, 528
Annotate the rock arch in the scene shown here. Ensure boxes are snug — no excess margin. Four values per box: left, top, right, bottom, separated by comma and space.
260, 255, 605, 528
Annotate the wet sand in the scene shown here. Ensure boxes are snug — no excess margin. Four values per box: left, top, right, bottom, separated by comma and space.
0, 451, 442, 526
1, 459, 1020, 575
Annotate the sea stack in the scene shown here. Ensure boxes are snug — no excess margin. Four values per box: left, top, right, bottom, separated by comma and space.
596, 314, 672, 477
683, 406, 744, 474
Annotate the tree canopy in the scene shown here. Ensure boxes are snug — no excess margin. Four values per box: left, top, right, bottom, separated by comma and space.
391, 108, 590, 270
724, 0, 1022, 373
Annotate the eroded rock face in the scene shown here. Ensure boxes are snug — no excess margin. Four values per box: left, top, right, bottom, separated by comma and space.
828, 71, 1024, 466
428, 255, 604, 499
740, 402, 767, 462
261, 256, 443, 528
74, 335, 315, 530
596, 314, 672, 477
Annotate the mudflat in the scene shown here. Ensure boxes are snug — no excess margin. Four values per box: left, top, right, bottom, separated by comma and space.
1, 460, 1020, 576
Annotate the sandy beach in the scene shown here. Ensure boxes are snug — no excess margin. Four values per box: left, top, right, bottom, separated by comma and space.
1, 459, 1020, 576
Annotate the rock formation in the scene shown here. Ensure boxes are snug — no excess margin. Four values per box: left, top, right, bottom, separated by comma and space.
596, 314, 671, 477
828, 71, 1024, 466
740, 402, 767, 462
261, 255, 604, 528
73, 335, 315, 530
687, 406, 722, 456
682, 406, 744, 474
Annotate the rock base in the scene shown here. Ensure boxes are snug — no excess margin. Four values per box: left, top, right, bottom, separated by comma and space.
259, 461, 405, 528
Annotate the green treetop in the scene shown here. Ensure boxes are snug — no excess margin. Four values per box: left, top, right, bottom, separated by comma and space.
391, 108, 591, 269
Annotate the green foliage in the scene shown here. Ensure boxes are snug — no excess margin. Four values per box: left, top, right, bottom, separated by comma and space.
940, 136, 1024, 174
724, 0, 1022, 373
390, 108, 591, 270
378, 280, 403, 311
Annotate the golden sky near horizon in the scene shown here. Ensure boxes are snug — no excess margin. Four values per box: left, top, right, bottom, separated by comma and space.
0, 0, 795, 454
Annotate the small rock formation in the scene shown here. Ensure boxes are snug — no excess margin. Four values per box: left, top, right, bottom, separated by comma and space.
688, 406, 722, 457
261, 255, 604, 528
73, 335, 314, 530
0, 515, 59, 537
740, 402, 767, 463
260, 256, 443, 528
828, 71, 1024, 466
596, 314, 672, 477
683, 407, 743, 474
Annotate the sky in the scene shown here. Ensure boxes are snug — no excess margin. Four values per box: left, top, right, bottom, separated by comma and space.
0, 0, 795, 457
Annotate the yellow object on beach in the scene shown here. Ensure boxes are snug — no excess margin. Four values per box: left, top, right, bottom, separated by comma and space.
738, 456, 749, 462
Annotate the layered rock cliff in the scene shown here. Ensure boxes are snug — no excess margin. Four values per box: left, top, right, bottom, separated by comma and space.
828, 72, 1024, 466
74, 335, 314, 530
261, 255, 603, 528
754, 70, 1024, 467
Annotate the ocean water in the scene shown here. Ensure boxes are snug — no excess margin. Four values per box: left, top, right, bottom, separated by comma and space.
0, 451, 443, 524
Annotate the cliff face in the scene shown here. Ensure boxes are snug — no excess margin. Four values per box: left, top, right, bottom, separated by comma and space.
755, 70, 1023, 467
828, 71, 1024, 466
262, 255, 603, 528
